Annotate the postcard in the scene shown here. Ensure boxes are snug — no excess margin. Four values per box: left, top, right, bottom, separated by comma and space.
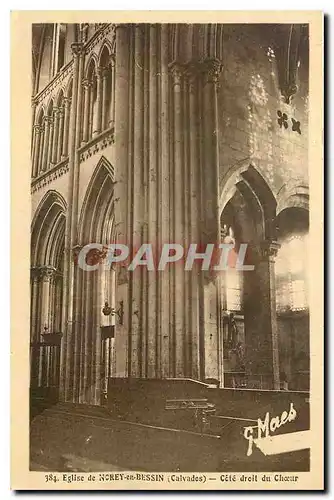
11, 10, 323, 490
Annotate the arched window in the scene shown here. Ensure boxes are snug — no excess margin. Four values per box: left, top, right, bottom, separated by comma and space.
51, 24, 67, 77
82, 59, 97, 142
99, 45, 113, 130
275, 206, 309, 392
276, 233, 308, 312
57, 24, 66, 72
275, 208, 309, 313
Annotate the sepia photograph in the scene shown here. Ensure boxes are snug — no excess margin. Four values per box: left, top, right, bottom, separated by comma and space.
10, 11, 323, 490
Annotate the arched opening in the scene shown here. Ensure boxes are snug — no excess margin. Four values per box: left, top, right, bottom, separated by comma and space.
72, 158, 115, 405
50, 23, 67, 77
32, 107, 45, 177
220, 165, 279, 390
57, 24, 67, 72
30, 190, 66, 398
275, 207, 309, 391
99, 45, 113, 129
82, 57, 97, 142
51, 89, 65, 165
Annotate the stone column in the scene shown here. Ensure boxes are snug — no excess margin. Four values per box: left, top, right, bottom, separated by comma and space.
41, 116, 51, 171
60, 41, 84, 402
52, 108, 60, 164
101, 67, 109, 130
81, 79, 91, 144
244, 241, 280, 390
158, 24, 171, 378
201, 58, 222, 244
88, 84, 94, 139
200, 59, 223, 383
54, 275, 63, 332
31, 126, 36, 170
93, 68, 102, 136
129, 24, 144, 378
57, 107, 65, 162
260, 240, 280, 390
32, 125, 41, 178
61, 97, 71, 158
47, 116, 54, 167
30, 267, 40, 342
186, 64, 201, 380
39, 266, 56, 336
31, 100, 37, 149
169, 61, 185, 377
38, 266, 55, 388
108, 56, 115, 127
113, 25, 131, 379
38, 124, 44, 174
147, 24, 158, 377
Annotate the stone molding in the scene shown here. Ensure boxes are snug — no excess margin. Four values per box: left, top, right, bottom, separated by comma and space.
169, 58, 223, 86
79, 128, 115, 163
84, 24, 116, 55
31, 265, 63, 283
32, 60, 74, 106
31, 159, 69, 194
260, 240, 281, 261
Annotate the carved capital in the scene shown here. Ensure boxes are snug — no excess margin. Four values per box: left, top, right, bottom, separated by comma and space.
169, 62, 184, 87
33, 124, 42, 133
71, 42, 84, 57
30, 266, 40, 282
63, 97, 71, 107
201, 58, 223, 85
260, 240, 281, 261
39, 265, 57, 282
82, 78, 91, 91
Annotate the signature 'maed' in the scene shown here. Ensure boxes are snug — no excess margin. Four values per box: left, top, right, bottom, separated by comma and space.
243, 403, 297, 457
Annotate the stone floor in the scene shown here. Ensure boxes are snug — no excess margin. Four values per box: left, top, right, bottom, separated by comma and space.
30, 401, 310, 473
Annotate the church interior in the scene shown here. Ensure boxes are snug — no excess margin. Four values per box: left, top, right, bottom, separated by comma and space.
30, 22, 310, 408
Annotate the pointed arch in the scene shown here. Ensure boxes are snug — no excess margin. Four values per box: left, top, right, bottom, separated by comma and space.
220, 163, 280, 391
55, 87, 65, 107
74, 157, 116, 405
31, 190, 67, 267
276, 183, 309, 215
98, 39, 113, 66
85, 53, 98, 79
35, 105, 45, 125
78, 156, 115, 245
65, 77, 73, 99
30, 190, 66, 357
46, 97, 54, 116
220, 163, 277, 241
